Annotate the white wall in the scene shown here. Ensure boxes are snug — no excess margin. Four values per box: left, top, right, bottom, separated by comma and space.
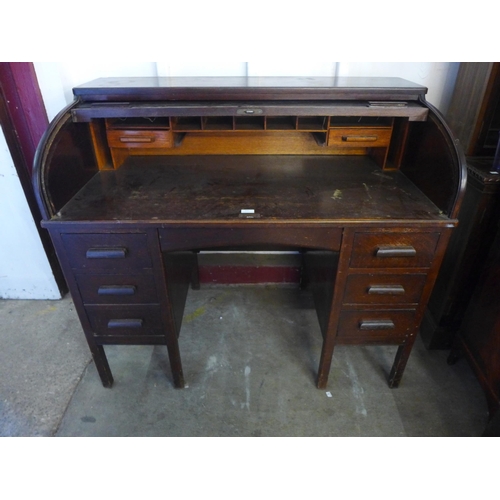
335, 62, 460, 115
0, 125, 60, 299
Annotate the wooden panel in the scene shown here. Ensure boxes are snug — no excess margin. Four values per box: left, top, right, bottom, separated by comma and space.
139, 131, 364, 156
444, 63, 498, 155
160, 226, 342, 252
49, 156, 449, 223
72, 76, 428, 102
401, 106, 466, 220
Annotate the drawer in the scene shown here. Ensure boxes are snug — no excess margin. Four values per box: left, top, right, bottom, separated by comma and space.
61, 233, 153, 271
159, 226, 342, 252
343, 273, 427, 306
327, 127, 392, 148
337, 310, 416, 343
75, 273, 159, 305
86, 305, 163, 336
107, 129, 173, 149
350, 232, 440, 269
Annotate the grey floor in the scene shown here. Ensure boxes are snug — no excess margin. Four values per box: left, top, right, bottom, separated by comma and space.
0, 285, 491, 437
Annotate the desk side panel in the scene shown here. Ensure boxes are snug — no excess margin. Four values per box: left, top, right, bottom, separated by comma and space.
400, 99, 467, 220
33, 103, 98, 219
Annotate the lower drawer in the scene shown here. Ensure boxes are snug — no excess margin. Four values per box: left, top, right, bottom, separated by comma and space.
76, 273, 159, 305
337, 309, 416, 344
86, 305, 163, 336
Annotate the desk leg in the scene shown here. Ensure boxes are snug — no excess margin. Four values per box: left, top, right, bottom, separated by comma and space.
91, 345, 114, 388
160, 251, 194, 389
191, 251, 200, 290
388, 332, 418, 388
317, 331, 337, 389
165, 336, 185, 388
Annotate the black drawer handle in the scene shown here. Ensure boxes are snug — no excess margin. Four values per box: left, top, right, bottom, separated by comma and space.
86, 247, 127, 259
359, 319, 395, 330
375, 246, 416, 258
107, 319, 143, 329
368, 285, 405, 295
98, 285, 136, 296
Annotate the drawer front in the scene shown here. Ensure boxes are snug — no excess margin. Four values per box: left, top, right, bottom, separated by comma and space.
159, 226, 342, 252
75, 273, 159, 305
61, 233, 152, 271
343, 273, 427, 306
327, 127, 392, 148
86, 305, 163, 336
337, 310, 416, 343
107, 129, 173, 149
350, 232, 440, 269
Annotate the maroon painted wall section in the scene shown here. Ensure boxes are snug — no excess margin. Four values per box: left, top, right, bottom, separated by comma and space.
0, 63, 49, 174
0, 62, 67, 294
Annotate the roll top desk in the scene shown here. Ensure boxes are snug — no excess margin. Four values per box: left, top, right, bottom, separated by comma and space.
33, 77, 466, 390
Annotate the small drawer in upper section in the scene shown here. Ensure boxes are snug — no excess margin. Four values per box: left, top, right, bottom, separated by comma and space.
327, 127, 392, 148
350, 232, 441, 269
107, 129, 173, 149
61, 233, 153, 271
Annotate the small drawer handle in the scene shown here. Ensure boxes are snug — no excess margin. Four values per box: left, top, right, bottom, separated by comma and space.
359, 319, 395, 330
375, 246, 417, 258
107, 318, 143, 329
86, 248, 127, 259
119, 136, 155, 143
368, 285, 405, 295
98, 285, 136, 296
342, 135, 378, 142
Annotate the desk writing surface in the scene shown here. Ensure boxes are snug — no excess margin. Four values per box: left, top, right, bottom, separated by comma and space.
53, 155, 446, 223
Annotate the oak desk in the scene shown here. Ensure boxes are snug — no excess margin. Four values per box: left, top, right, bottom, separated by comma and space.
33, 77, 466, 389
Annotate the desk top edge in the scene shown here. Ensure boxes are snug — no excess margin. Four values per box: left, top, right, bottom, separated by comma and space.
73, 77, 428, 102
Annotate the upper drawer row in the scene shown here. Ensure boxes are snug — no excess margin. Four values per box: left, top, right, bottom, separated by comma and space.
61, 233, 153, 271
350, 232, 441, 269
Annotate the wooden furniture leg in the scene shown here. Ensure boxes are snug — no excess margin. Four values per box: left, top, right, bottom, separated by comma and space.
316, 334, 336, 389
91, 344, 114, 388
388, 331, 418, 388
165, 335, 185, 388
191, 251, 200, 290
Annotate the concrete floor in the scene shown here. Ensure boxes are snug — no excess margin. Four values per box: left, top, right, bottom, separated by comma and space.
0, 285, 491, 436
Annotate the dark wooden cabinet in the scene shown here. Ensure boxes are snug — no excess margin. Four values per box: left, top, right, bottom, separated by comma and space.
450, 216, 500, 418
33, 77, 465, 390
421, 63, 500, 349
